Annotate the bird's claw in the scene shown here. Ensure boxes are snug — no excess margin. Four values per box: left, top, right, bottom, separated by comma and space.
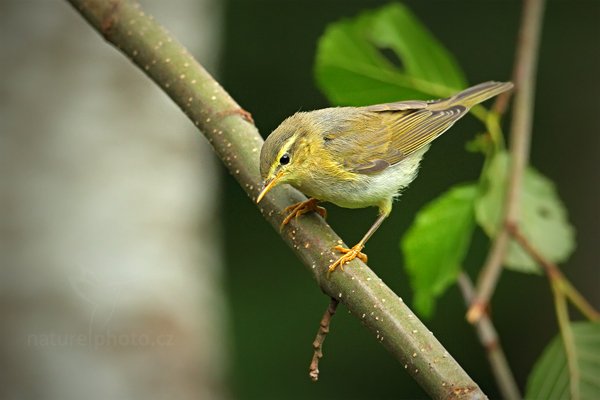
327, 244, 367, 277
280, 198, 326, 230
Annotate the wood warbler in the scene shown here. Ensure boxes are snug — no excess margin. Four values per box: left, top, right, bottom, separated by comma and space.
256, 81, 513, 274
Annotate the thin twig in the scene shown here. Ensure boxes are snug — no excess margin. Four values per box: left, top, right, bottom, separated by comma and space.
508, 224, 599, 400
560, 279, 600, 322
508, 223, 597, 400
458, 273, 521, 400
508, 225, 600, 321
309, 298, 339, 381
466, 231, 510, 323
468, 0, 547, 323
506, 223, 558, 278
65, 1, 487, 398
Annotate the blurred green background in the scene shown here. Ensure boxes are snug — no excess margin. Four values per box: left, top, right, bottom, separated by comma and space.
220, 1, 599, 398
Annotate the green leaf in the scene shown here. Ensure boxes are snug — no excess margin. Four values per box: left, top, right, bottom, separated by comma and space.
401, 184, 477, 317
315, 3, 466, 106
475, 152, 576, 273
526, 322, 600, 400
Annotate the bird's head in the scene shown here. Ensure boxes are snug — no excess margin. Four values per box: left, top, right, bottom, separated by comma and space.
256, 113, 315, 203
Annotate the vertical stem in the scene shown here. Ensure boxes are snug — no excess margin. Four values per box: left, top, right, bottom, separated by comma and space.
505, 0, 545, 225
468, 0, 547, 322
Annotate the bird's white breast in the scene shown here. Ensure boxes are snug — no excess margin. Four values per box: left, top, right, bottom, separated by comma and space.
295, 146, 429, 211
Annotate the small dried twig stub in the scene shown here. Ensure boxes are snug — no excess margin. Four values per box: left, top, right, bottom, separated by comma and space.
309, 298, 339, 382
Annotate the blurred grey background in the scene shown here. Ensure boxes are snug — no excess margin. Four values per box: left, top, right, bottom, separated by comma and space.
0, 0, 598, 399
1, 0, 227, 399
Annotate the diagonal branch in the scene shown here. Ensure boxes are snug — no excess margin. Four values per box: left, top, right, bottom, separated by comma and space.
467, 0, 547, 323
65, 0, 486, 398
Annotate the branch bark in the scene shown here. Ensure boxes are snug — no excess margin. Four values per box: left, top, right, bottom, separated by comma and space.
65, 0, 486, 398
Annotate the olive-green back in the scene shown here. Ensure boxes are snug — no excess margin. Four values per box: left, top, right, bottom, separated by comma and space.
317, 81, 512, 174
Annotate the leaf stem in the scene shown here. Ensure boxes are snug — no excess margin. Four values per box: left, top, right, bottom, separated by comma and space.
485, 112, 506, 152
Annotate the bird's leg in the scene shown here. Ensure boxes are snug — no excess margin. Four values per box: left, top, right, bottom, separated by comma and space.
328, 213, 388, 276
280, 198, 327, 230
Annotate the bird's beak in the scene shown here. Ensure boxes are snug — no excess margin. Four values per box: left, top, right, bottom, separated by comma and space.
256, 171, 284, 203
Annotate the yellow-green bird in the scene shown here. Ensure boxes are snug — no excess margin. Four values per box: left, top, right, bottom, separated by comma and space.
256, 81, 513, 274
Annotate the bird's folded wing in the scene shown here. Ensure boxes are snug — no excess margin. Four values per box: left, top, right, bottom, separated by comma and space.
324, 104, 468, 174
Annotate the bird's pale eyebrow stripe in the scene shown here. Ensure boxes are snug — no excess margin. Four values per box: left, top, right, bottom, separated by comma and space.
268, 132, 301, 178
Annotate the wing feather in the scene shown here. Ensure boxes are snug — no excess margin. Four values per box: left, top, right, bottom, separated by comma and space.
324, 104, 468, 174
362, 100, 429, 112
320, 82, 512, 175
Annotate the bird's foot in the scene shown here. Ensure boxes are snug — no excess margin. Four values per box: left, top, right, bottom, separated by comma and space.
327, 244, 367, 277
280, 198, 326, 230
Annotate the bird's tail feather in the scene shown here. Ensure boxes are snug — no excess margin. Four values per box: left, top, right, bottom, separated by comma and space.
448, 81, 513, 109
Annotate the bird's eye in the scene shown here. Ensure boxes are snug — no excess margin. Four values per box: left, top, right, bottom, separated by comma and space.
279, 153, 290, 165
